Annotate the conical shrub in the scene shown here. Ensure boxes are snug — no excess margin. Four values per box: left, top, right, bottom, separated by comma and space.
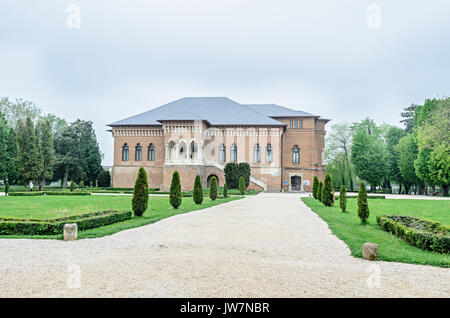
170, 171, 182, 209
223, 183, 228, 198
312, 176, 319, 199
358, 182, 369, 223
318, 181, 323, 202
238, 176, 246, 195
210, 176, 218, 201
339, 185, 347, 212
132, 167, 149, 217
193, 175, 203, 204
322, 174, 333, 206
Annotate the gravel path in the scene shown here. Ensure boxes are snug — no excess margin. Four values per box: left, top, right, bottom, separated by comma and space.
0, 193, 448, 297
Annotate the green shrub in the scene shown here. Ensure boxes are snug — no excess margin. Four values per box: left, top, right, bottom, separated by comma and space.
43, 191, 91, 196
132, 167, 149, 217
0, 211, 132, 236
377, 215, 450, 254
79, 180, 84, 188
170, 171, 182, 209
224, 162, 251, 189
317, 182, 323, 202
70, 181, 76, 192
322, 174, 333, 206
339, 185, 347, 212
338, 194, 385, 200
210, 176, 218, 201
238, 176, 246, 195
358, 182, 369, 224
97, 169, 111, 187
193, 175, 203, 204
5, 181, 9, 195
9, 191, 44, 196
312, 176, 319, 199
223, 183, 228, 198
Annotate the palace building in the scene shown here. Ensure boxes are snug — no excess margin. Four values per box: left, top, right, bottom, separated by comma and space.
108, 97, 329, 192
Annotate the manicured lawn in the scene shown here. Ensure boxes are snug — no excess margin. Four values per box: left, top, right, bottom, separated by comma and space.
302, 197, 450, 268
0, 195, 242, 239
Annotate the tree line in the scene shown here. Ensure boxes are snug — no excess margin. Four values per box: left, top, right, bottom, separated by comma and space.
325, 97, 449, 196
0, 97, 105, 189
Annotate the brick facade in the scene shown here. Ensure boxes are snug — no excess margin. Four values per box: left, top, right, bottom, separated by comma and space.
110, 117, 328, 192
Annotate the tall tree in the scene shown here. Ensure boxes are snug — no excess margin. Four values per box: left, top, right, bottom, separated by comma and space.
0, 115, 7, 184
16, 118, 41, 185
351, 119, 387, 191
400, 103, 418, 133
396, 134, 419, 194
36, 120, 54, 190
6, 127, 19, 184
0, 97, 41, 127
53, 123, 80, 188
385, 126, 407, 193
325, 123, 355, 191
79, 120, 102, 186
415, 98, 450, 196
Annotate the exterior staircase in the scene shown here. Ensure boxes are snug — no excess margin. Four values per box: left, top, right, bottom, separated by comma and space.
206, 161, 267, 191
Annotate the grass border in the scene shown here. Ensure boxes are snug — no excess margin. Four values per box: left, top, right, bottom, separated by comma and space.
0, 196, 243, 240
301, 197, 450, 268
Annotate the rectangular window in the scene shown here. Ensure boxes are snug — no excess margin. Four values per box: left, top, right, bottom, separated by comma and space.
289, 120, 293, 128
299, 119, 303, 128
294, 120, 298, 128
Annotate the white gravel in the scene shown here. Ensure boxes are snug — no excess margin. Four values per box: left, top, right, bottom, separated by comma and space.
0, 193, 448, 297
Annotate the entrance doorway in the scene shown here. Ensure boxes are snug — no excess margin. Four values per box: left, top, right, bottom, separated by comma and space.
207, 174, 219, 188
291, 176, 301, 191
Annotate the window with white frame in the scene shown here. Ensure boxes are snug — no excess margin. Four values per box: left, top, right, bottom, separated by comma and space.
266, 143, 272, 163
292, 145, 300, 163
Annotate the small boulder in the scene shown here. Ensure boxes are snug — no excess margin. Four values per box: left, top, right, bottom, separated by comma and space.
362, 242, 378, 261
64, 223, 78, 241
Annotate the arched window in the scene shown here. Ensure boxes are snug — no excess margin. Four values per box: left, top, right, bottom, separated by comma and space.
219, 144, 226, 162
266, 144, 272, 163
135, 143, 142, 161
253, 144, 261, 163
179, 141, 187, 159
167, 141, 175, 159
190, 141, 197, 159
230, 144, 237, 162
122, 144, 129, 161
148, 143, 155, 161
292, 145, 300, 163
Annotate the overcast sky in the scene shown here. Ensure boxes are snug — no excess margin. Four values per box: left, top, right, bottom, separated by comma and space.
1, 1, 449, 165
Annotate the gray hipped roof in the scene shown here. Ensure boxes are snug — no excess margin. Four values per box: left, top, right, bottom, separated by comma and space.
109, 97, 317, 127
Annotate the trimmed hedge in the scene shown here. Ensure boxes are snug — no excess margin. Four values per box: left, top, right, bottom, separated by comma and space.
377, 215, 450, 254
9, 191, 92, 196
0, 210, 132, 236
337, 194, 385, 200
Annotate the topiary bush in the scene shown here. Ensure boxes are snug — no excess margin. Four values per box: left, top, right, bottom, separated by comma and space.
223, 183, 228, 198
238, 176, 246, 195
322, 174, 333, 206
377, 215, 449, 254
209, 176, 218, 201
339, 185, 347, 212
193, 175, 203, 204
70, 181, 76, 192
170, 171, 182, 209
312, 176, 319, 199
132, 167, 149, 217
97, 169, 111, 187
79, 180, 84, 189
317, 181, 323, 202
5, 181, 9, 196
358, 181, 369, 224
224, 162, 251, 189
